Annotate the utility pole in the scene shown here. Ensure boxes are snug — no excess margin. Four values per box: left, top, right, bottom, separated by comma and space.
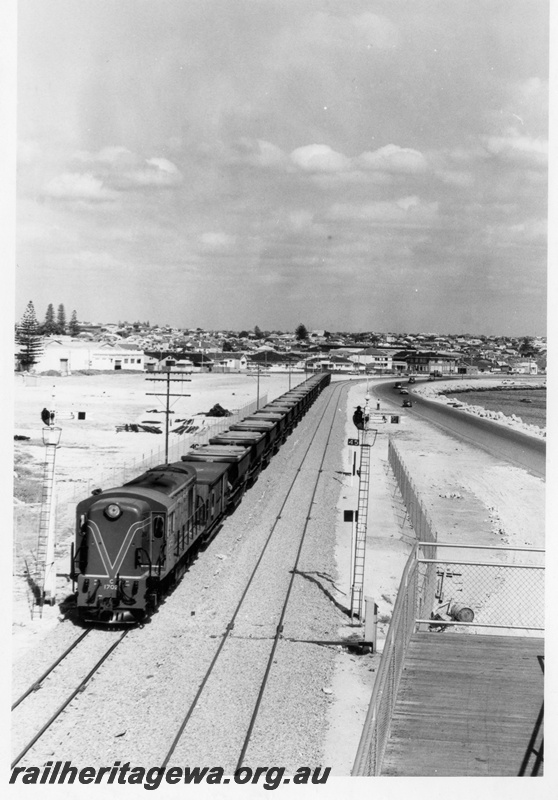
146, 370, 191, 463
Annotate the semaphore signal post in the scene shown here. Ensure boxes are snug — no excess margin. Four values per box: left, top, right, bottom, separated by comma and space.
350, 393, 374, 621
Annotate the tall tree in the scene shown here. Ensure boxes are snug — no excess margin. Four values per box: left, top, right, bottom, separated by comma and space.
254, 325, 263, 339
15, 301, 44, 370
56, 303, 67, 334
519, 336, 536, 358
68, 310, 80, 336
41, 303, 58, 335
295, 323, 309, 341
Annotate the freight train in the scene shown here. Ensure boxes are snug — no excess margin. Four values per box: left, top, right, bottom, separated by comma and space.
70, 372, 331, 623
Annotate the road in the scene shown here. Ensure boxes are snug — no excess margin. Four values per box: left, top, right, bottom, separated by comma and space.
375, 379, 546, 479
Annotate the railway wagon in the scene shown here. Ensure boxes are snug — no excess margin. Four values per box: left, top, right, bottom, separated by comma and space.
70, 371, 331, 623
229, 419, 279, 459
208, 430, 267, 481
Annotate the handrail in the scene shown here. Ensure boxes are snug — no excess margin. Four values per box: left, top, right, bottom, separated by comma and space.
352, 543, 419, 775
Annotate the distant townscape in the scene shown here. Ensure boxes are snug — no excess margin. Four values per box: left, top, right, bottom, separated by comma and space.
15, 303, 545, 378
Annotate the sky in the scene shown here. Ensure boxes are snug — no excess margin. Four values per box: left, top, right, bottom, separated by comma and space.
14, 0, 550, 336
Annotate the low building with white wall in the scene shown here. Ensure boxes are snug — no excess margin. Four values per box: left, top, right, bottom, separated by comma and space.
30, 337, 145, 373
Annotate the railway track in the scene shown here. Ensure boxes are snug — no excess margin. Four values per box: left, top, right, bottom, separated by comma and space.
11, 628, 129, 768
12, 379, 350, 770
159, 381, 348, 770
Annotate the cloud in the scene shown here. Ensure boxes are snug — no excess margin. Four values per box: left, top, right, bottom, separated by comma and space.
483, 128, 548, 167
199, 231, 236, 250
288, 143, 428, 183
231, 138, 288, 168
42, 172, 118, 203
326, 196, 438, 226
66, 147, 183, 190
290, 144, 351, 173
435, 170, 475, 187
485, 218, 547, 245
295, 11, 399, 52
357, 144, 428, 174
121, 157, 182, 188
74, 146, 135, 166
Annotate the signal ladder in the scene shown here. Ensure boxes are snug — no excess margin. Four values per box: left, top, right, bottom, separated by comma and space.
351, 430, 371, 619
35, 441, 58, 608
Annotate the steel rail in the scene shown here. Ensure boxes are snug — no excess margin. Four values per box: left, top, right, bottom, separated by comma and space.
11, 629, 129, 769
11, 629, 91, 711
160, 380, 348, 769
236, 381, 344, 770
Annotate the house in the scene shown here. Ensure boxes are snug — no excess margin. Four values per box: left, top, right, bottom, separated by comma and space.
214, 355, 248, 372
509, 360, 538, 375
91, 343, 145, 371
31, 337, 145, 373
403, 351, 458, 375
32, 337, 95, 374
349, 348, 393, 372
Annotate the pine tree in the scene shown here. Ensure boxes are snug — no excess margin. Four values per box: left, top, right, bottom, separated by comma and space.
295, 323, 309, 341
68, 310, 80, 336
56, 303, 67, 334
15, 301, 44, 370
41, 303, 58, 336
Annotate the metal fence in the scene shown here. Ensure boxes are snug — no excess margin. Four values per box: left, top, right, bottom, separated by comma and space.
353, 543, 421, 775
353, 541, 545, 775
64, 393, 268, 502
388, 438, 437, 545
416, 542, 545, 632
353, 438, 545, 776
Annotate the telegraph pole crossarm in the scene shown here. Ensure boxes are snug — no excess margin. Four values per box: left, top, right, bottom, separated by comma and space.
145, 371, 192, 464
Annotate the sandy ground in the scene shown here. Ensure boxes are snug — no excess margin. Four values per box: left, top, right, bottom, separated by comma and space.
10, 370, 546, 775
11, 370, 305, 655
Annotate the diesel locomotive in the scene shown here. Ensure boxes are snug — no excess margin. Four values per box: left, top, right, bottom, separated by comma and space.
70, 372, 331, 623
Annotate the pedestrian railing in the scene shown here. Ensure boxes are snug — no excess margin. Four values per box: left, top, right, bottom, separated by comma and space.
352, 541, 545, 775
415, 542, 545, 632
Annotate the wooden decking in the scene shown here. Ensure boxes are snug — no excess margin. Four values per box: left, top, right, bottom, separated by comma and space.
381, 632, 544, 777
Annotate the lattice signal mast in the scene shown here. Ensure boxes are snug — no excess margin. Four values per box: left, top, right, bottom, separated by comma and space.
351, 393, 372, 619
36, 423, 62, 608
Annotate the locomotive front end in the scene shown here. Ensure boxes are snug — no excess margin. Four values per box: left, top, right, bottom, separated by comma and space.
72, 494, 166, 623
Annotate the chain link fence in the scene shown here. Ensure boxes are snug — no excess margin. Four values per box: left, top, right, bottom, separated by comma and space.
387, 438, 437, 547
354, 438, 545, 775
417, 543, 544, 632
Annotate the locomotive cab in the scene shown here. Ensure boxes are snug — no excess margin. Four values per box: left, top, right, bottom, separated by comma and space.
73, 494, 165, 622
73, 463, 197, 622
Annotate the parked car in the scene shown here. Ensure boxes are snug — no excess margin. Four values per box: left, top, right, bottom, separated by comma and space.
402, 399, 413, 408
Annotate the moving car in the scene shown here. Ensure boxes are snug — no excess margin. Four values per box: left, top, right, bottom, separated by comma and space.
402, 399, 413, 408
